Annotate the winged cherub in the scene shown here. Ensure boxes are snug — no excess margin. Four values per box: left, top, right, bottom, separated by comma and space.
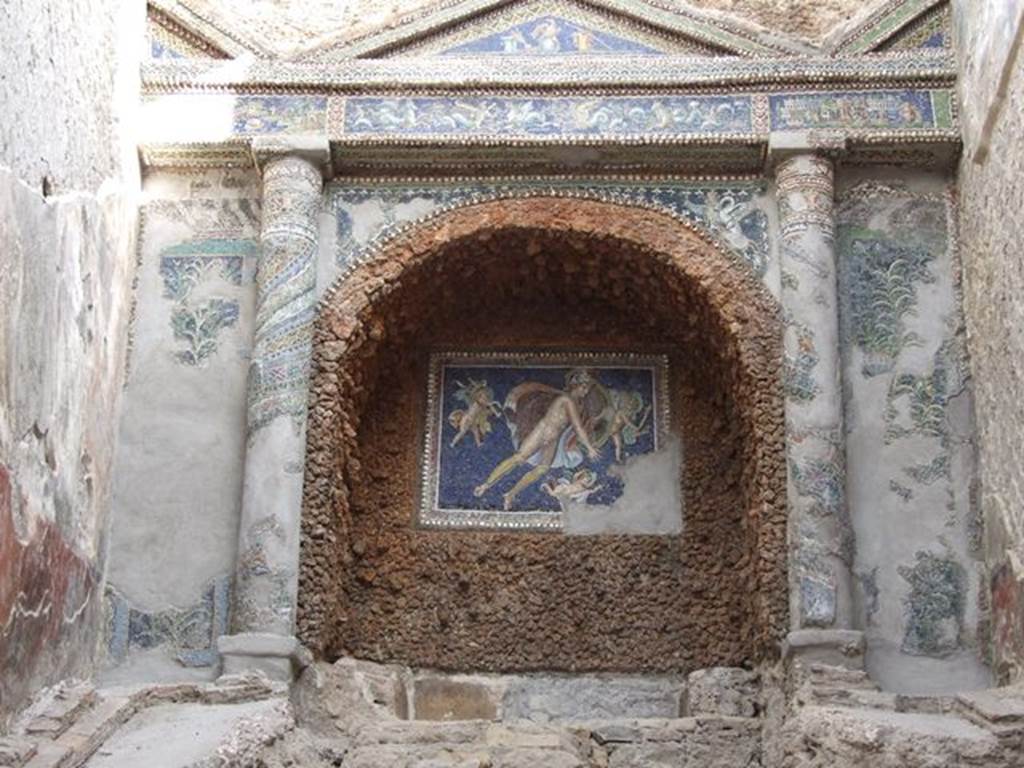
448, 378, 501, 448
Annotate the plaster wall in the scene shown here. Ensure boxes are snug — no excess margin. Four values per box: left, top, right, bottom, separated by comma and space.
0, 0, 143, 729
838, 168, 988, 693
954, 0, 1024, 685
105, 170, 260, 671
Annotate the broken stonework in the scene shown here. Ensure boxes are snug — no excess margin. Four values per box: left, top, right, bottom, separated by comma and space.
683, 667, 759, 717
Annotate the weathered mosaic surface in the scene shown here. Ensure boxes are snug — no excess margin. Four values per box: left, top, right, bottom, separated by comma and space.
838, 180, 984, 682
303, 0, 786, 60
235, 96, 328, 136
421, 352, 668, 530
768, 89, 950, 132
328, 178, 771, 278
158, 238, 254, 365
106, 576, 231, 668
879, 2, 951, 51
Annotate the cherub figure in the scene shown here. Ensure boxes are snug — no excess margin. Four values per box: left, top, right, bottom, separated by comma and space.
530, 18, 562, 53
448, 378, 501, 448
474, 368, 604, 510
542, 469, 602, 511
606, 390, 651, 463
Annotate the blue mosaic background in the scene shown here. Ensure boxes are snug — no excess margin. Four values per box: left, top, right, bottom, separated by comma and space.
436, 364, 657, 513
442, 16, 663, 55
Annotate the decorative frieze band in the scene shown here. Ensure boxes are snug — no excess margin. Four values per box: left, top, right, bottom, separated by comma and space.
140, 86, 956, 156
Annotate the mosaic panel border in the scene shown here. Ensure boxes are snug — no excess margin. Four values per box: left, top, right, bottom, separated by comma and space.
420, 350, 670, 531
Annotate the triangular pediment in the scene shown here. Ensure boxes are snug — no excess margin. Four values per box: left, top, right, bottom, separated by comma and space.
387, 1, 714, 57
300, 0, 797, 62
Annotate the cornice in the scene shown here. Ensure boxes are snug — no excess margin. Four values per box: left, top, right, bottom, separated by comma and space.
141, 50, 955, 94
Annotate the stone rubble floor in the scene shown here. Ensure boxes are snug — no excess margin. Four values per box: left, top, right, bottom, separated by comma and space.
0, 665, 1022, 768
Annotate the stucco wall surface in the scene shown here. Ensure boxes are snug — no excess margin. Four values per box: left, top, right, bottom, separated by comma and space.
955, 0, 1024, 685
105, 170, 260, 672
0, 0, 142, 729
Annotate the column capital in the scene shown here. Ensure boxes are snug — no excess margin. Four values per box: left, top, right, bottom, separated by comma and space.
251, 134, 332, 178
766, 130, 847, 173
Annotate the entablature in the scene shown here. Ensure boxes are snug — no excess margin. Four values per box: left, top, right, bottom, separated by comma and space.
138, 50, 959, 176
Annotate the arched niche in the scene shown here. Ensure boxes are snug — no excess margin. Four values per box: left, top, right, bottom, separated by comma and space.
299, 196, 786, 673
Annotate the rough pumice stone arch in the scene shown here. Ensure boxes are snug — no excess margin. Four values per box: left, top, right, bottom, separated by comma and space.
300, 196, 786, 668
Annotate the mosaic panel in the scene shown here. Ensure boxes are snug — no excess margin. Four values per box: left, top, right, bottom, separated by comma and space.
158, 237, 256, 366
768, 90, 949, 133
442, 15, 663, 55
899, 550, 966, 656
421, 352, 669, 530
147, 13, 228, 60
329, 179, 771, 278
301, 0, 780, 60
337, 95, 754, 138
106, 576, 231, 667
234, 96, 328, 136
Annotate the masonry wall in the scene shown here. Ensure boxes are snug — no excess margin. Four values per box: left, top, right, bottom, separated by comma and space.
954, 0, 1024, 685
0, 0, 143, 729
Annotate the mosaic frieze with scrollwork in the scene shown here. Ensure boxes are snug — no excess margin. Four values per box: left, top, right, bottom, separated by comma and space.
328, 178, 771, 278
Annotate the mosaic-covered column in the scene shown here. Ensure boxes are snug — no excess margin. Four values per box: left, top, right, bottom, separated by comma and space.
219, 140, 328, 679
775, 152, 856, 635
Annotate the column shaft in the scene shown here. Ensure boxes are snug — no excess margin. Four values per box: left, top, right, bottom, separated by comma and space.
777, 153, 854, 630
233, 154, 323, 636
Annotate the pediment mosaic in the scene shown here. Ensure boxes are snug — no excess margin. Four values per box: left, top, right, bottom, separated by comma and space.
376, 0, 724, 57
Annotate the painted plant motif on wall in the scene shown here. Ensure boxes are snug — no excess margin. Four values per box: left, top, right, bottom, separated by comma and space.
899, 550, 966, 656
158, 239, 255, 366
422, 353, 668, 530
839, 194, 942, 377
